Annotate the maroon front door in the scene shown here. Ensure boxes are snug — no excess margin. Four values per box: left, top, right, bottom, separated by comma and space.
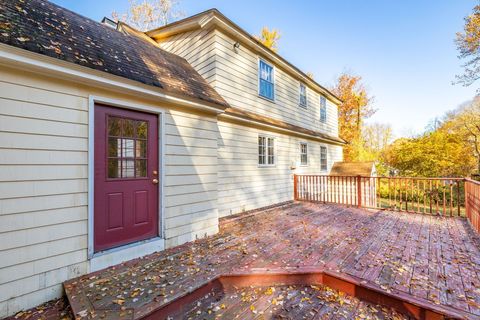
94, 104, 159, 252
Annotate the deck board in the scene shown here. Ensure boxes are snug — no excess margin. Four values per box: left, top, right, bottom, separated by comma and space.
62, 203, 480, 319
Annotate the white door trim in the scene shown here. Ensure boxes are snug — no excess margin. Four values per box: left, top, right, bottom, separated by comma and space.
87, 95, 166, 268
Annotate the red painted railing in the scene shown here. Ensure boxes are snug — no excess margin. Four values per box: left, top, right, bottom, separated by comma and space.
465, 178, 480, 232
294, 175, 466, 217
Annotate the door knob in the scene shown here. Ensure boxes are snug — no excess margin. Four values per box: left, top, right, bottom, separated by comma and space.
152, 178, 159, 185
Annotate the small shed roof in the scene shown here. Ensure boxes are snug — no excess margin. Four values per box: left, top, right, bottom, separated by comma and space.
330, 162, 376, 176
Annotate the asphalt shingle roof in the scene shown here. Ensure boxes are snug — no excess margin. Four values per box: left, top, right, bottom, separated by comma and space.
0, 0, 228, 108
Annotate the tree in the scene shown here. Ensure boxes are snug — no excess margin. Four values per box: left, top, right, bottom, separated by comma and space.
330, 73, 376, 161
255, 27, 281, 52
112, 0, 184, 31
444, 98, 480, 173
358, 123, 393, 175
455, 4, 480, 87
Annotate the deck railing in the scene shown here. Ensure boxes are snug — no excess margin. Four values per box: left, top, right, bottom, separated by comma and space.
465, 178, 480, 232
294, 175, 469, 215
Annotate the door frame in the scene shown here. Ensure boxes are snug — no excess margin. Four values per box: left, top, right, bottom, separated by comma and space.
87, 95, 166, 262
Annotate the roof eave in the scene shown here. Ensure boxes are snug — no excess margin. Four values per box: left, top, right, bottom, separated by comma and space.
147, 10, 343, 106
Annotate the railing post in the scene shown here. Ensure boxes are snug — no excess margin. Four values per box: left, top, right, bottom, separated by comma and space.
465, 179, 469, 219
294, 174, 298, 201
357, 175, 362, 208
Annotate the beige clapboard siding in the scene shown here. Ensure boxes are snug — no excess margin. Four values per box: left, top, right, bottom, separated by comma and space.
217, 120, 342, 217
0, 68, 89, 317
163, 109, 219, 243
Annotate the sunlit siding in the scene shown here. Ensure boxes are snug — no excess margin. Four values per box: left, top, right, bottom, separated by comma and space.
0, 66, 219, 317
157, 29, 340, 137
217, 120, 343, 217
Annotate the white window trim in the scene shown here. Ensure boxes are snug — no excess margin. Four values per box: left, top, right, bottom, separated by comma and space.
258, 134, 276, 167
299, 83, 307, 108
299, 142, 308, 166
258, 58, 275, 102
320, 145, 328, 172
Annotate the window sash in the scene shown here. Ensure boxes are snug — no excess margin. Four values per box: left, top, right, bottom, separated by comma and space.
320, 146, 327, 171
259, 60, 274, 100
299, 84, 307, 107
259, 135, 275, 166
320, 96, 327, 123
300, 143, 308, 166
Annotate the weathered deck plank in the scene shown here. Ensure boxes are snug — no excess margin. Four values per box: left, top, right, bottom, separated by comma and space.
18, 202, 480, 319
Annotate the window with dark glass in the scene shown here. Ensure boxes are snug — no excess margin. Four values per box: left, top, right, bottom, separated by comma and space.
258, 135, 275, 166
320, 146, 328, 171
107, 116, 148, 179
300, 142, 308, 166
320, 96, 327, 123
299, 83, 307, 107
259, 60, 274, 100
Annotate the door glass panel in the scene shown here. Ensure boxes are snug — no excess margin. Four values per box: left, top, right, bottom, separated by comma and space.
121, 139, 135, 158
137, 121, 148, 139
124, 119, 135, 138
136, 140, 147, 158
122, 159, 135, 178
108, 117, 122, 136
135, 160, 147, 177
107, 115, 151, 179
108, 138, 120, 157
107, 159, 121, 178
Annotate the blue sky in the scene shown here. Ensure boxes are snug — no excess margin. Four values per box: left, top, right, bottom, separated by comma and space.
52, 0, 478, 136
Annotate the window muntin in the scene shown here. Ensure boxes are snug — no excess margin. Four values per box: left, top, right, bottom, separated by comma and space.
300, 142, 308, 166
258, 135, 275, 166
320, 96, 327, 123
299, 83, 307, 107
320, 146, 328, 171
259, 60, 274, 100
107, 116, 148, 179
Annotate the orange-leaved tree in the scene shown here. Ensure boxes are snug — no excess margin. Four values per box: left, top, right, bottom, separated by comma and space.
456, 4, 480, 88
331, 73, 376, 161
255, 27, 281, 52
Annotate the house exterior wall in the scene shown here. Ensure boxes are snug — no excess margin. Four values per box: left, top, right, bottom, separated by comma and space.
158, 28, 339, 137
217, 119, 342, 217
0, 66, 219, 317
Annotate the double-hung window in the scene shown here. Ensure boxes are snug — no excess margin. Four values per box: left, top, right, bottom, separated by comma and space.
258, 135, 275, 166
320, 96, 327, 123
300, 142, 308, 166
259, 60, 274, 100
299, 83, 307, 107
320, 146, 328, 171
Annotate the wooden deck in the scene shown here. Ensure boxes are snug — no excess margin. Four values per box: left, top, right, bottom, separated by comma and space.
62, 202, 480, 319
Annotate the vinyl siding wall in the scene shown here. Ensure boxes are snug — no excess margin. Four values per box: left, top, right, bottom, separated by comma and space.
0, 66, 219, 317
158, 29, 340, 137
217, 120, 342, 217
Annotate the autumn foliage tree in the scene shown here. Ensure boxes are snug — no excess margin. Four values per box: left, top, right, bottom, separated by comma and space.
456, 4, 480, 87
255, 27, 281, 52
112, 0, 184, 31
331, 73, 376, 161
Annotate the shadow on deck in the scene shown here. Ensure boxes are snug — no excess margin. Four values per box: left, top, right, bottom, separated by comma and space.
63, 202, 480, 319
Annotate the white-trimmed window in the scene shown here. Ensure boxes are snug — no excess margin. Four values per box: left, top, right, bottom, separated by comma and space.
299, 83, 307, 107
320, 96, 327, 123
259, 60, 274, 100
300, 142, 308, 166
258, 135, 275, 166
320, 146, 328, 171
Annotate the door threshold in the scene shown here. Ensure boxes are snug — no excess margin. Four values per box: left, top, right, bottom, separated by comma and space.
89, 237, 165, 272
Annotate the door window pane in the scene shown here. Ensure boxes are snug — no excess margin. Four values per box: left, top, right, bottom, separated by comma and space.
123, 119, 135, 137
108, 117, 122, 136
136, 140, 147, 158
137, 121, 148, 139
107, 159, 121, 178
136, 160, 147, 177
122, 159, 135, 178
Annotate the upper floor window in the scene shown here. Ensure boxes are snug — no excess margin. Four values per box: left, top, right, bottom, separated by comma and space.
320, 96, 327, 123
299, 83, 307, 107
258, 135, 275, 166
259, 60, 274, 100
300, 142, 308, 166
320, 146, 328, 171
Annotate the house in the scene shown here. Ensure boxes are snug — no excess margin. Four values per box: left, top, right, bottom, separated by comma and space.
330, 161, 377, 207
0, 0, 344, 317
